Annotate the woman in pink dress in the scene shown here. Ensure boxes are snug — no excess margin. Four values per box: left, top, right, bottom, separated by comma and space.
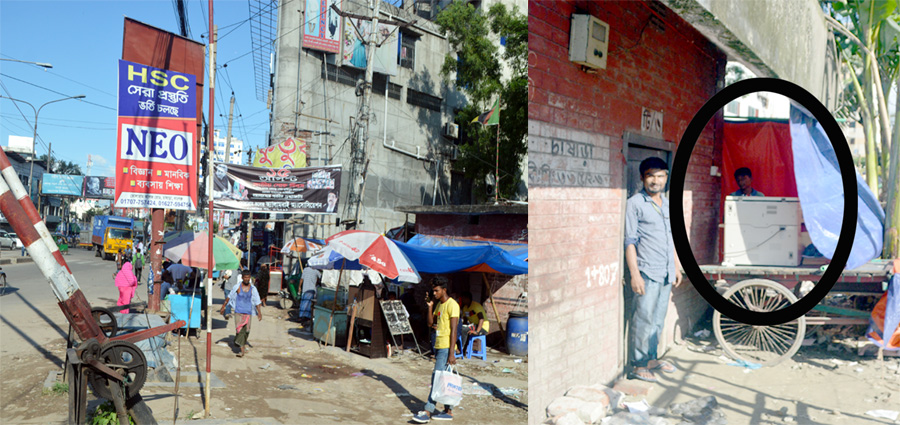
115, 260, 138, 314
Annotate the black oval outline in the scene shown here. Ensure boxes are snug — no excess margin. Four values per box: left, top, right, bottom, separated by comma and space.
670, 78, 858, 326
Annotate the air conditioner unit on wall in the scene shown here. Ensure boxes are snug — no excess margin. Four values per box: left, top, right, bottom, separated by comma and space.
569, 14, 609, 70
443, 122, 459, 139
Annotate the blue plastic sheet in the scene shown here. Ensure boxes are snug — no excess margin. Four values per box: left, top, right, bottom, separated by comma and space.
394, 236, 528, 275
789, 104, 884, 270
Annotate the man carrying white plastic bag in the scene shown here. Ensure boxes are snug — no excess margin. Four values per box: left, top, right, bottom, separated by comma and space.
414, 277, 461, 422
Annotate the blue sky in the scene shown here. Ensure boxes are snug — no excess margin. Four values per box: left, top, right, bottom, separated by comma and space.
1, 0, 271, 178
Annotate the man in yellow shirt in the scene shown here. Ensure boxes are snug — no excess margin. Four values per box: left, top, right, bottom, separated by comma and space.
413, 277, 458, 423
458, 292, 489, 356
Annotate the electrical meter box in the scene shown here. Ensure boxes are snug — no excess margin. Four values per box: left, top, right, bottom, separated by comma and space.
569, 14, 609, 69
723, 196, 801, 266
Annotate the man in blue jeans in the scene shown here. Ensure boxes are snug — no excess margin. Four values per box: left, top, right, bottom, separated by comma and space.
413, 276, 458, 423
624, 157, 683, 383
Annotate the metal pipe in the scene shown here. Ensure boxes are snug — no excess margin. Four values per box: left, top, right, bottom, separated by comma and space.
383, 139, 434, 162
432, 159, 439, 206
205, 15, 216, 418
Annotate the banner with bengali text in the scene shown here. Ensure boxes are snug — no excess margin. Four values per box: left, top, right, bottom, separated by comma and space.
115, 59, 199, 210
212, 162, 341, 214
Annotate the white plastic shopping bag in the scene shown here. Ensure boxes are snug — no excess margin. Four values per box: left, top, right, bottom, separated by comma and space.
430, 365, 463, 406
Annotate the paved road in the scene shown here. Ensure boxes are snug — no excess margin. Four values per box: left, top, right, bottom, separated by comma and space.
0, 248, 131, 358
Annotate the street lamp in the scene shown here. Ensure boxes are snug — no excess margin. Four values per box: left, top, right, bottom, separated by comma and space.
0, 94, 86, 199
0, 58, 53, 69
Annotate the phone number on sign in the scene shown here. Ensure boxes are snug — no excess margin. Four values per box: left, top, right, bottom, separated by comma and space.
118, 198, 193, 209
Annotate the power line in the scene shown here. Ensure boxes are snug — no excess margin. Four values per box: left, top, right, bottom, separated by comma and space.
1, 114, 115, 130
0, 73, 116, 111
0, 54, 117, 99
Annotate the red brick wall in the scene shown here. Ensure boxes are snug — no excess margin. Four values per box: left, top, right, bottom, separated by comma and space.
414, 213, 528, 243
528, 1, 725, 422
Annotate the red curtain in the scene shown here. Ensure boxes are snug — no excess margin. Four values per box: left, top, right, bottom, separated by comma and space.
722, 121, 796, 198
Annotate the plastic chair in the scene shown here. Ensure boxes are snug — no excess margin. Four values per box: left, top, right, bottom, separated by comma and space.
454, 334, 488, 361
465, 335, 488, 361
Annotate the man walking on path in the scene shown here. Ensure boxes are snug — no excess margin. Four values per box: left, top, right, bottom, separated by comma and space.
298, 265, 321, 326
624, 157, 683, 383
220, 269, 262, 357
133, 249, 144, 282
413, 277, 459, 423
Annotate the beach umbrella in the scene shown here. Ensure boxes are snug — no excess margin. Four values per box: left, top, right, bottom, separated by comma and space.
163, 231, 241, 270
324, 230, 420, 283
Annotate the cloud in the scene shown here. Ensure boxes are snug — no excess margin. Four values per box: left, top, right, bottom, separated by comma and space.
90, 154, 108, 167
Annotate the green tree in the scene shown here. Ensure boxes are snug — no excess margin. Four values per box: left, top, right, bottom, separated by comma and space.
38, 154, 83, 175
825, 0, 900, 258
435, 1, 527, 201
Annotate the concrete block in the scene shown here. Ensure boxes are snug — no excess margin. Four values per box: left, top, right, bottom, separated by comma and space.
547, 396, 607, 424
612, 379, 653, 396
551, 412, 585, 425
565, 385, 610, 405
547, 396, 582, 418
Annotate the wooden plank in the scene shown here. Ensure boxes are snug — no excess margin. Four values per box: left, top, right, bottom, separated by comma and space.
804, 317, 868, 326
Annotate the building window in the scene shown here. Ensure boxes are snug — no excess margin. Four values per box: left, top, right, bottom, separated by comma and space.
726, 101, 739, 115
849, 137, 855, 145
748, 106, 758, 117
321, 62, 363, 87
399, 31, 417, 70
372, 75, 402, 100
407, 88, 441, 112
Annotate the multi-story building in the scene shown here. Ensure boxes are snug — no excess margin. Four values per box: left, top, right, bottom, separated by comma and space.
212, 130, 244, 165
265, 0, 478, 241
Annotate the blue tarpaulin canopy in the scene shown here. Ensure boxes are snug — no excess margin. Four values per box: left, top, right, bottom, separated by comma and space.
789, 104, 885, 270
393, 234, 528, 275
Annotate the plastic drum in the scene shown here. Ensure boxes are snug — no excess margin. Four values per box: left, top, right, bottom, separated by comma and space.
506, 311, 528, 357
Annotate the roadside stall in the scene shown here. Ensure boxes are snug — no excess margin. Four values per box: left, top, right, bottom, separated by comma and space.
162, 231, 242, 333
308, 230, 421, 358
694, 104, 898, 366
393, 236, 529, 356
276, 237, 324, 309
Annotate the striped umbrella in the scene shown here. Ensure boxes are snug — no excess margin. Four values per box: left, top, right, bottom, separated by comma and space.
163, 231, 241, 271
324, 230, 420, 283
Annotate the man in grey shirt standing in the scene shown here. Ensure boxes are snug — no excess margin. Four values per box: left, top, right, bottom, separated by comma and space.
624, 157, 683, 382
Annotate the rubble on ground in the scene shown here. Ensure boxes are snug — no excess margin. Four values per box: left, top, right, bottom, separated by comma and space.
543, 383, 730, 425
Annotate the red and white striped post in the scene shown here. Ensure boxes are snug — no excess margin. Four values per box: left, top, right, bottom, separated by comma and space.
0, 147, 104, 341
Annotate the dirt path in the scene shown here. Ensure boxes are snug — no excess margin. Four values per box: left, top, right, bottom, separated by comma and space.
635, 333, 900, 424
0, 304, 528, 424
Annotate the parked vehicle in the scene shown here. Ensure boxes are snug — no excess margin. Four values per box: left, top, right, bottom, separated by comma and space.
8, 233, 23, 249
0, 231, 15, 250
79, 228, 93, 249
0, 267, 6, 295
92, 215, 134, 260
